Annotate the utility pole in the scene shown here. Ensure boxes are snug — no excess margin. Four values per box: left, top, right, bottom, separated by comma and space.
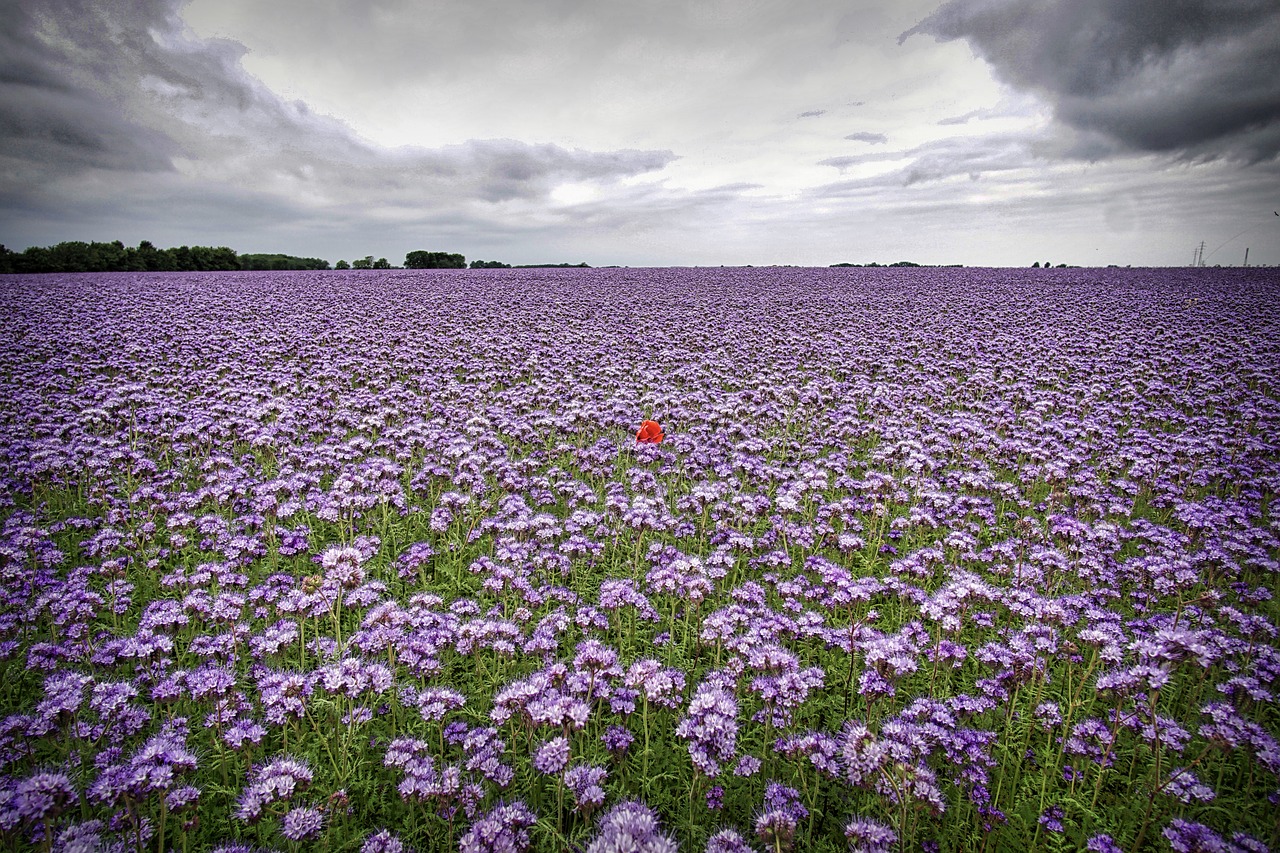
1243, 247, 1249, 267
1193, 241, 1206, 267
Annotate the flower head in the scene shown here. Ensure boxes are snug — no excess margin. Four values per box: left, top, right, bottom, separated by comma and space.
636, 420, 664, 444
585, 801, 677, 853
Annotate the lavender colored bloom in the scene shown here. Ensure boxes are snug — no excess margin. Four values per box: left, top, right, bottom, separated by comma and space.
1162, 819, 1228, 852
754, 783, 807, 852
10, 770, 77, 823
1162, 768, 1216, 803
533, 736, 571, 776
844, 816, 897, 853
1085, 834, 1124, 853
564, 763, 608, 813
236, 756, 313, 822
676, 674, 739, 778
224, 718, 267, 750
1229, 833, 1270, 853
458, 800, 537, 853
362, 829, 408, 853
281, 805, 325, 841
602, 725, 635, 756
705, 828, 756, 853
165, 784, 200, 812
585, 801, 677, 853
1038, 805, 1065, 833
840, 721, 887, 787
415, 686, 467, 722
53, 819, 126, 853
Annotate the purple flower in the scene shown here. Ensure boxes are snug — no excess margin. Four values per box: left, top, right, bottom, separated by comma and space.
53, 819, 124, 851
705, 828, 756, 853
1162, 819, 1229, 852
840, 721, 887, 787
585, 801, 677, 853
602, 725, 635, 756
165, 784, 200, 812
362, 829, 408, 853
532, 736, 570, 776
844, 816, 897, 853
1162, 768, 1216, 804
415, 687, 467, 722
1037, 805, 1065, 833
281, 805, 325, 841
235, 756, 312, 822
754, 783, 807, 852
9, 771, 77, 823
1085, 834, 1124, 853
563, 764, 608, 813
458, 800, 537, 853
676, 674, 739, 778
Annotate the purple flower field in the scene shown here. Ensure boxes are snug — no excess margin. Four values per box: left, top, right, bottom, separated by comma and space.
0, 267, 1277, 852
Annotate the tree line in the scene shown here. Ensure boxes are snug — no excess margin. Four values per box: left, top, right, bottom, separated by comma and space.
0, 240, 590, 274
0, 241, 330, 274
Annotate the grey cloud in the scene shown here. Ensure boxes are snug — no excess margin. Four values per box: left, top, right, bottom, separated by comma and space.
816, 132, 1040, 189
902, 0, 1280, 160
0, 4, 179, 177
798, 110, 827, 118
938, 107, 1001, 126
819, 151, 903, 172
844, 132, 888, 144
0, 0, 675, 223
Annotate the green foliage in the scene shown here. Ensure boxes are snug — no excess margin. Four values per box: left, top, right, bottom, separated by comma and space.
239, 253, 332, 271
352, 255, 374, 270
469, 259, 512, 269
335, 260, 351, 270
0, 241, 330, 273
405, 250, 467, 269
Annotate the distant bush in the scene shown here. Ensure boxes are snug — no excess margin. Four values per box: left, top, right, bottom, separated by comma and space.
239, 253, 331, 271
405, 251, 466, 269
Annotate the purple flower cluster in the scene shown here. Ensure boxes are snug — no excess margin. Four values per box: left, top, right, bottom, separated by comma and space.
457, 800, 537, 853
235, 756, 312, 822
1, 268, 1277, 849
753, 783, 807, 852
676, 673, 739, 777
584, 800, 677, 853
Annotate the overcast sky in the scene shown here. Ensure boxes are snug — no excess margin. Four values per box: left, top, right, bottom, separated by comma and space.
2, 0, 1278, 267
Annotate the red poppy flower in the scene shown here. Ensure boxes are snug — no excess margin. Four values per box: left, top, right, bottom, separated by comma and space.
636, 420, 664, 444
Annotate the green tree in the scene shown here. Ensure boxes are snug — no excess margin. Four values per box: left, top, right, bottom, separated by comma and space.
352, 256, 374, 270
373, 257, 392, 269
335, 260, 350, 270
405, 250, 466, 269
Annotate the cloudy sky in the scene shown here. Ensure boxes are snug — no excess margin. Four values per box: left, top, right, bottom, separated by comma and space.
2, 0, 1278, 267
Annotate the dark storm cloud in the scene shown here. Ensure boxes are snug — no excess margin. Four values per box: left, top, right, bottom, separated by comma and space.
0, 0, 675, 222
901, 0, 1280, 160
0, 3, 179, 174
844, 132, 888, 144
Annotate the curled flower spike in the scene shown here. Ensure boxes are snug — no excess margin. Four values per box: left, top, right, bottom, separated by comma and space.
636, 420, 664, 444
